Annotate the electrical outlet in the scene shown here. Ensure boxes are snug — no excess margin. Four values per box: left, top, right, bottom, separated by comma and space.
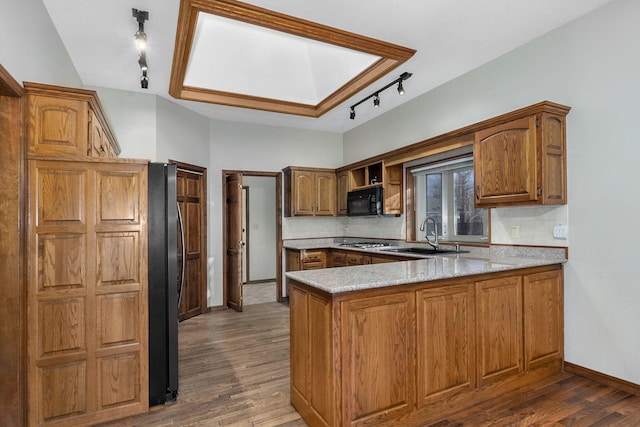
553, 224, 568, 239
510, 225, 520, 239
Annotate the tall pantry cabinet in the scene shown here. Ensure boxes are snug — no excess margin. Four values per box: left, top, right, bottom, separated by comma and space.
23, 83, 149, 426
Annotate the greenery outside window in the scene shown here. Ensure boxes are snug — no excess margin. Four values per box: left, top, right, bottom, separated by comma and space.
412, 156, 488, 243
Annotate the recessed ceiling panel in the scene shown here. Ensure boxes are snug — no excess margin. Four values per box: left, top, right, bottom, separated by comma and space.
170, 0, 416, 117
185, 14, 381, 105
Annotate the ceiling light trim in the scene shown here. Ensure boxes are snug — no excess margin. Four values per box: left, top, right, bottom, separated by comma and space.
170, 0, 416, 117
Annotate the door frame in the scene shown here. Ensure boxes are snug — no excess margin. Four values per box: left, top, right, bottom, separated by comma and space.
170, 160, 208, 317
222, 170, 283, 305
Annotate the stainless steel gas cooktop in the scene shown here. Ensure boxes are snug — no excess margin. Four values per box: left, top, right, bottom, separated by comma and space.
338, 242, 390, 249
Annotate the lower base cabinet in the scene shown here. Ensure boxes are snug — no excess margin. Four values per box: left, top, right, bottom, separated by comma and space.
290, 265, 563, 427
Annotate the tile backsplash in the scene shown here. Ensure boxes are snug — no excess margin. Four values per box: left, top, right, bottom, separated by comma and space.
490, 205, 569, 247
283, 205, 568, 248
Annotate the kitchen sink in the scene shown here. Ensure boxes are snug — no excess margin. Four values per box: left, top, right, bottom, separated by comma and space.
381, 247, 469, 255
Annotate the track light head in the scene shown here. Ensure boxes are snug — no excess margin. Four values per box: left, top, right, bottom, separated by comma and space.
373, 94, 380, 107
397, 81, 405, 96
141, 70, 149, 89
350, 108, 356, 120
135, 30, 147, 51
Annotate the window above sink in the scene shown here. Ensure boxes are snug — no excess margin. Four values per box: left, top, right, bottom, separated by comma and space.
408, 146, 489, 244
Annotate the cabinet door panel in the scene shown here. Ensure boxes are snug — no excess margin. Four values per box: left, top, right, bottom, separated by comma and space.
336, 171, 349, 216
342, 293, 414, 424
417, 284, 475, 405
524, 268, 563, 369
28, 95, 88, 156
476, 276, 523, 386
28, 160, 148, 426
315, 172, 336, 216
474, 116, 537, 205
293, 171, 315, 215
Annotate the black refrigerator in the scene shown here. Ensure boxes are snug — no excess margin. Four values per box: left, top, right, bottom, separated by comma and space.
148, 162, 182, 406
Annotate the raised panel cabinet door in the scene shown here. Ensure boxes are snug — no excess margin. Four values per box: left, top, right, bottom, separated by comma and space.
476, 275, 523, 386
416, 284, 475, 406
540, 113, 567, 204
28, 95, 89, 156
28, 159, 148, 427
315, 172, 336, 216
524, 268, 563, 369
341, 293, 415, 425
292, 170, 315, 215
336, 171, 350, 216
474, 116, 538, 206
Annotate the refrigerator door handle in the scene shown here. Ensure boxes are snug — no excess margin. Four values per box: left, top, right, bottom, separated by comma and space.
177, 202, 186, 309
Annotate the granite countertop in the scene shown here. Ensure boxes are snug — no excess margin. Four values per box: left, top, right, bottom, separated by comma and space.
284, 238, 567, 294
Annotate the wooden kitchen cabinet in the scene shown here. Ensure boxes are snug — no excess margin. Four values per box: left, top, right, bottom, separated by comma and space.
474, 103, 569, 207
336, 170, 350, 216
285, 249, 327, 271
290, 264, 564, 426
341, 292, 416, 424
416, 284, 476, 406
523, 268, 563, 370
26, 158, 148, 426
25, 82, 121, 158
283, 167, 336, 217
475, 275, 523, 386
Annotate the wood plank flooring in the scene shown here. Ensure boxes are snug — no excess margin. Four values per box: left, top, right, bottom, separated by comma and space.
98, 302, 640, 427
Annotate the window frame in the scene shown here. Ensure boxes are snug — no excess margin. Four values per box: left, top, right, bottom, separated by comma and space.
407, 152, 490, 245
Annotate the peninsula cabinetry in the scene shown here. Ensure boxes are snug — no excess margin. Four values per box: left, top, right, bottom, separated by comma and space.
283, 167, 336, 216
474, 103, 569, 207
290, 264, 564, 426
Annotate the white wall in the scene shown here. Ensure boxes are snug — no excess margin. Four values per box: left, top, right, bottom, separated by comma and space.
91, 87, 157, 160
344, 0, 640, 384
0, 0, 81, 87
244, 176, 277, 281
209, 119, 343, 306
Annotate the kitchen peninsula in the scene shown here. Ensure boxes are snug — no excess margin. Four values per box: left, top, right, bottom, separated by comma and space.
286, 242, 566, 427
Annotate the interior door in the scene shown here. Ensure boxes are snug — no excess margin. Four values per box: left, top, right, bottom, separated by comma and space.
177, 166, 206, 321
226, 173, 244, 311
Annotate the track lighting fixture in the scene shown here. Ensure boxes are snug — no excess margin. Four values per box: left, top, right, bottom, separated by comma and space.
397, 80, 405, 96
132, 8, 149, 89
349, 72, 412, 119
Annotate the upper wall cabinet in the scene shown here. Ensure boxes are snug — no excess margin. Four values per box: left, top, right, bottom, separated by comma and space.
283, 167, 336, 217
24, 82, 121, 158
336, 161, 404, 216
474, 102, 570, 207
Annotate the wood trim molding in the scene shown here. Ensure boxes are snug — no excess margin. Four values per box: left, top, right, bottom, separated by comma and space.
169, 0, 415, 117
0, 64, 24, 97
565, 362, 640, 396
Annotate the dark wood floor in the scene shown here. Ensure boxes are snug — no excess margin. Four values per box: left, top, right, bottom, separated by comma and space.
99, 302, 640, 427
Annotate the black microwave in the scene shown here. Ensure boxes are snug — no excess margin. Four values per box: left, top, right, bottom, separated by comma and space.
347, 187, 383, 216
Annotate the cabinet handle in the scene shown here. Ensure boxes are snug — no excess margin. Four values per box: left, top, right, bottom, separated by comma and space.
476, 186, 480, 200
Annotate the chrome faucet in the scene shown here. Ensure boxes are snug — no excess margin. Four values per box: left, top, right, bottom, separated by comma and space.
419, 216, 439, 250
